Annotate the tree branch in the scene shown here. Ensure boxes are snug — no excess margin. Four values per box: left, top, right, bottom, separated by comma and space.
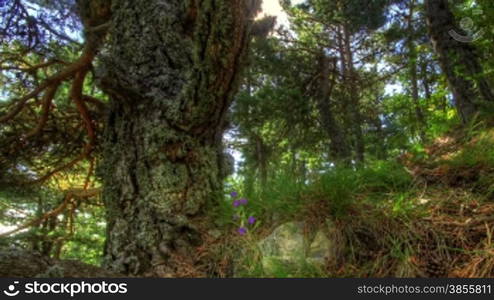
23, 83, 59, 139
0, 188, 100, 238
0, 43, 97, 123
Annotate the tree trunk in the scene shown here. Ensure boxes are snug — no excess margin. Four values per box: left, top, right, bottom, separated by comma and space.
371, 93, 387, 160
425, 0, 493, 124
316, 51, 350, 165
341, 24, 365, 165
410, 56, 426, 140
421, 61, 432, 103
407, 1, 426, 142
254, 134, 268, 188
98, 0, 259, 277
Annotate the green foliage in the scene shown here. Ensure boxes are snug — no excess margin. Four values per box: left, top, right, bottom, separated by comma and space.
360, 161, 413, 193
60, 207, 106, 265
232, 234, 326, 278
260, 257, 326, 278
314, 161, 413, 217
219, 160, 414, 226
256, 172, 306, 219
447, 130, 494, 169
443, 128, 494, 199
215, 172, 306, 228
317, 168, 359, 217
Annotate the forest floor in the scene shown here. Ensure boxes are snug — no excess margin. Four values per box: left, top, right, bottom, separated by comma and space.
226, 126, 494, 278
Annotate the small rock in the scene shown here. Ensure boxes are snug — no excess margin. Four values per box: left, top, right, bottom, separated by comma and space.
258, 222, 332, 274
208, 229, 222, 240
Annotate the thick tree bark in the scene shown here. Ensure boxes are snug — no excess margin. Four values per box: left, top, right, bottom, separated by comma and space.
316, 52, 350, 165
97, 0, 259, 277
425, 0, 493, 124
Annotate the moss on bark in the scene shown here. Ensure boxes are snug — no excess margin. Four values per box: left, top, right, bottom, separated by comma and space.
97, 0, 259, 276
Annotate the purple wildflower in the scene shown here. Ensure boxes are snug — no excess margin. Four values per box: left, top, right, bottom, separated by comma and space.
230, 191, 238, 198
233, 200, 241, 208
248, 216, 256, 225
238, 227, 247, 236
239, 198, 248, 206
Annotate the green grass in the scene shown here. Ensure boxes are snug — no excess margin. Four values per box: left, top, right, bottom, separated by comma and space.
218, 160, 425, 277
216, 160, 415, 227
448, 131, 494, 168
311, 161, 414, 218
232, 234, 327, 278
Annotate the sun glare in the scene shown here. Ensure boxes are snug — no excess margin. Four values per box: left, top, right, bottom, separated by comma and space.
259, 0, 305, 27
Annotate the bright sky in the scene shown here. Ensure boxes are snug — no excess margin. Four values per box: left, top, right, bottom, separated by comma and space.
260, 0, 305, 28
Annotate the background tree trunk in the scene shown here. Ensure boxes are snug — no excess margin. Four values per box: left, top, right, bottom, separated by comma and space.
98, 0, 259, 277
425, 0, 493, 124
254, 134, 268, 189
316, 52, 350, 165
342, 24, 365, 165
407, 1, 426, 142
